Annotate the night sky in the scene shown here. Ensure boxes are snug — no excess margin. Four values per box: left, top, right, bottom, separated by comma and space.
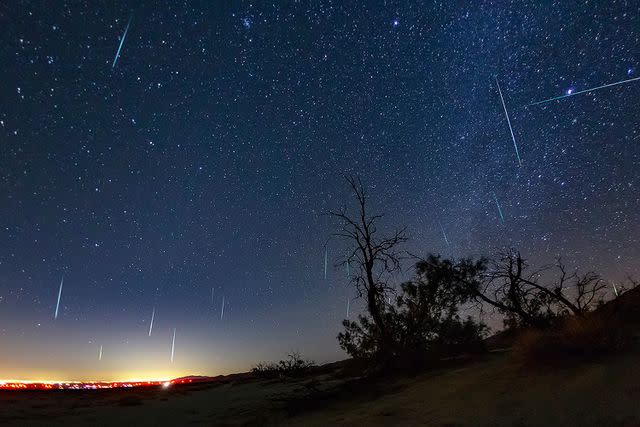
1, 1, 639, 381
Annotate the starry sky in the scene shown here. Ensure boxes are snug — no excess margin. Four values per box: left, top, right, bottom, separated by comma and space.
0, 1, 639, 381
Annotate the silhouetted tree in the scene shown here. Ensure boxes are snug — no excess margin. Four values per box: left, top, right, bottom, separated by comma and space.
393, 255, 487, 355
420, 250, 609, 330
338, 314, 384, 360
480, 251, 610, 327
337, 254, 487, 362
330, 176, 407, 359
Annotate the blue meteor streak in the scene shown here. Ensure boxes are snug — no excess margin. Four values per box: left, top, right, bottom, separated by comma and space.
529, 76, 640, 106
111, 15, 132, 69
493, 192, 505, 223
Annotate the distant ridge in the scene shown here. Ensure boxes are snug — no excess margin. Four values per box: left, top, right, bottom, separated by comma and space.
171, 375, 213, 381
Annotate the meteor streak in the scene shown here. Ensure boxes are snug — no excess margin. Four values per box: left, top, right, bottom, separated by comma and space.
496, 77, 522, 166
99, 345, 103, 361
612, 282, 619, 297
439, 222, 450, 246
54, 276, 64, 319
324, 246, 328, 279
148, 307, 155, 337
529, 76, 640, 106
493, 192, 505, 223
346, 299, 350, 318
220, 296, 225, 320
170, 328, 176, 363
111, 15, 132, 69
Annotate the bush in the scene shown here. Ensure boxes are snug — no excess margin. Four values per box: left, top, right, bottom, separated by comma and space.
513, 314, 630, 366
251, 361, 280, 378
337, 258, 488, 365
338, 315, 385, 360
251, 352, 316, 378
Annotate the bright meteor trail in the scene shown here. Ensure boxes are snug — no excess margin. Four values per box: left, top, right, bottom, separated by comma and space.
170, 328, 176, 363
54, 276, 63, 319
148, 307, 155, 337
528, 76, 640, 106
439, 222, 450, 246
496, 77, 522, 166
111, 15, 132, 69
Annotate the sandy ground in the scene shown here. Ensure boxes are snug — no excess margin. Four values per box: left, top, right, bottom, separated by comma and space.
1, 350, 639, 426
287, 351, 640, 426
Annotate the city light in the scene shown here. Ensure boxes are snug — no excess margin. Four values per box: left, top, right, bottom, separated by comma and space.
0, 378, 196, 391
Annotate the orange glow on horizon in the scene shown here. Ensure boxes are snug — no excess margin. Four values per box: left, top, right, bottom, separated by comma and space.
0, 371, 195, 385
0, 368, 198, 384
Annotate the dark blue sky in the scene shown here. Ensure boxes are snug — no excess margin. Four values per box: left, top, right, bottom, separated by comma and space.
0, 0, 638, 380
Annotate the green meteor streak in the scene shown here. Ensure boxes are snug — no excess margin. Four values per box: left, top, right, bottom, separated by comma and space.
493, 192, 505, 223
529, 76, 640, 106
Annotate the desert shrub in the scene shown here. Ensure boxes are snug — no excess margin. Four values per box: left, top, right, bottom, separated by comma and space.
251, 352, 316, 378
513, 313, 630, 366
251, 361, 280, 378
277, 351, 316, 375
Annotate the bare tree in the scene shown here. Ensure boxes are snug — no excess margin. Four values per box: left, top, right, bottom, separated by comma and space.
557, 263, 607, 314
329, 176, 407, 356
468, 250, 608, 328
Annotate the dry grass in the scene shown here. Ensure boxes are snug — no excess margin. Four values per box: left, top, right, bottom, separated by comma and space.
513, 314, 630, 366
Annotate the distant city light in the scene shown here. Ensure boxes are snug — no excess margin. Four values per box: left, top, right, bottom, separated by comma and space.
0, 378, 192, 391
